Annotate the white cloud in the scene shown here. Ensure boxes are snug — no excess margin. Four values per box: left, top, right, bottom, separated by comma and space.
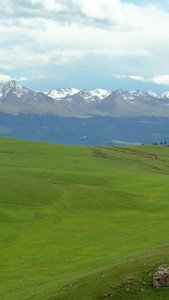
76, 0, 142, 30
1, 0, 15, 14
0, 74, 12, 82
19, 77, 28, 81
116, 74, 169, 86
150, 75, 169, 85
116, 75, 145, 81
1, 0, 169, 88
30, 0, 67, 12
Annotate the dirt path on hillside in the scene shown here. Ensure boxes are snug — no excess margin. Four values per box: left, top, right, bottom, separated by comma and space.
89, 147, 110, 159
88, 146, 157, 161
112, 147, 157, 160
87, 146, 169, 175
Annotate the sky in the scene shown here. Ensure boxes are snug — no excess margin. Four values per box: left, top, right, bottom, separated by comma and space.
1, 0, 169, 93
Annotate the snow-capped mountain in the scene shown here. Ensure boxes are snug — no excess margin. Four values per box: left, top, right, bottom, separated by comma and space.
77, 88, 111, 102
0, 83, 4, 97
131, 90, 154, 98
46, 88, 80, 100
64, 89, 112, 106
45, 88, 112, 103
1, 80, 169, 147
0, 80, 54, 111
1, 80, 169, 116
2, 80, 29, 98
159, 91, 169, 99
147, 90, 158, 97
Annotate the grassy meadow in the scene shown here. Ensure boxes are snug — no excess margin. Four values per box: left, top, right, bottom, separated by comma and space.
1, 137, 169, 299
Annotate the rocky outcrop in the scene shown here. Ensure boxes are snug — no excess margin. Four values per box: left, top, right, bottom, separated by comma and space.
153, 265, 169, 287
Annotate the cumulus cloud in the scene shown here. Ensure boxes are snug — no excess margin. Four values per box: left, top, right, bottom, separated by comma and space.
1, 0, 169, 88
1, 0, 68, 18
75, 0, 143, 30
149, 75, 169, 85
29, 0, 67, 12
19, 77, 28, 81
0, 74, 12, 82
116, 74, 169, 86
116, 75, 146, 81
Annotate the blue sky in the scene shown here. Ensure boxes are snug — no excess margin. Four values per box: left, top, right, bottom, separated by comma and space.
1, 0, 169, 94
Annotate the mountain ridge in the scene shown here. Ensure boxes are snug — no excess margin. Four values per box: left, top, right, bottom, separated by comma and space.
0, 80, 169, 117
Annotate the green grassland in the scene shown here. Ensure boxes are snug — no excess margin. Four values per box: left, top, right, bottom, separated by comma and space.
1, 137, 169, 299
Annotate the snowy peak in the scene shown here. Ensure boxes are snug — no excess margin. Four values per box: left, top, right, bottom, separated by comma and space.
0, 83, 4, 97
46, 87, 112, 103
87, 88, 112, 100
47, 88, 80, 100
116, 89, 158, 99
132, 90, 148, 97
109, 88, 160, 105
3, 80, 22, 91
147, 90, 158, 97
114, 89, 136, 102
2, 79, 169, 117
71, 88, 112, 103
2, 80, 29, 98
159, 91, 169, 99
0, 80, 55, 108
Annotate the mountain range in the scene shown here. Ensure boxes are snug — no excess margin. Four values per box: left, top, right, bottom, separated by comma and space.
1, 80, 169, 117
0, 80, 169, 146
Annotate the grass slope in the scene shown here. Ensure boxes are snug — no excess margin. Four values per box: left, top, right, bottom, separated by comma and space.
0, 137, 169, 299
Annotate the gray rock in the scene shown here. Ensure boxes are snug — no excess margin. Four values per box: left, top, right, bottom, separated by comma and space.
153, 266, 169, 287
125, 277, 135, 285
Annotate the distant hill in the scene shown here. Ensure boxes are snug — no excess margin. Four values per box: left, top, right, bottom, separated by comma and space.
0, 113, 169, 145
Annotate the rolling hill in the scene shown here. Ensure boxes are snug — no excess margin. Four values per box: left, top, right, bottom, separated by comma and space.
1, 137, 169, 299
